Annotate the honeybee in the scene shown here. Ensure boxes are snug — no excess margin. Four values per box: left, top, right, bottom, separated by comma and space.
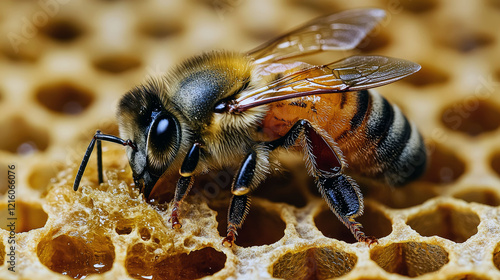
73, 8, 426, 246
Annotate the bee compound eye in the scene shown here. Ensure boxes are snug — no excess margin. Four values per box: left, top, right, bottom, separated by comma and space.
149, 113, 178, 152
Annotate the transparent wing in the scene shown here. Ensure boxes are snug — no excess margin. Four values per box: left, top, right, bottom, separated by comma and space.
231, 55, 420, 112
248, 8, 386, 64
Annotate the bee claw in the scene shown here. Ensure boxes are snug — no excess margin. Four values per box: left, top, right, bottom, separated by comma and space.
222, 225, 238, 248
168, 218, 182, 229
170, 204, 182, 229
361, 235, 378, 246
171, 219, 182, 229
222, 232, 236, 248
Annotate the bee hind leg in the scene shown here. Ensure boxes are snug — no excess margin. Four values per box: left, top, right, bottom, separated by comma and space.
317, 175, 377, 245
269, 119, 376, 245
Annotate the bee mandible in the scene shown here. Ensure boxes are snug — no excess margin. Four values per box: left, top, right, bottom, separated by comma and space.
73, 8, 426, 246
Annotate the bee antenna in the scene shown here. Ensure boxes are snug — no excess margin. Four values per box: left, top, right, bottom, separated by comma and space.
73, 130, 137, 191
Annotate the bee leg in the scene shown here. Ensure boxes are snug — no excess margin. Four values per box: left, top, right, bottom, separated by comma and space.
268, 120, 342, 174
169, 142, 200, 229
222, 194, 251, 247
268, 119, 376, 244
317, 175, 377, 245
169, 176, 194, 229
180, 143, 201, 177
223, 145, 270, 246
232, 150, 258, 195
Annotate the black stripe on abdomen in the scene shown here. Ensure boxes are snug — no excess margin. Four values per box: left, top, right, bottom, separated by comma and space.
371, 100, 426, 186
376, 104, 412, 162
390, 125, 427, 185
350, 90, 370, 131
365, 91, 394, 140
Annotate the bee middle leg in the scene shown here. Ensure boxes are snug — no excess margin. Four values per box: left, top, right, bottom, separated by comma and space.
223, 145, 270, 247
269, 119, 377, 245
223, 194, 251, 247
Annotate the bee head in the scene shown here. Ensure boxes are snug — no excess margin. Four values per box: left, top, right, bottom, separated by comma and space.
117, 82, 186, 198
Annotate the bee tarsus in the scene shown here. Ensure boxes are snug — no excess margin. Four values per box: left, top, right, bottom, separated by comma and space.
169, 176, 194, 229
223, 195, 251, 247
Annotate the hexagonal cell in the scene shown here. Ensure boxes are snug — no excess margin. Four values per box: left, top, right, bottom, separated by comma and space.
115, 219, 134, 235
37, 232, 115, 278
252, 170, 308, 208
441, 99, 500, 136
139, 227, 151, 241
370, 242, 449, 277
35, 82, 94, 115
396, 0, 439, 13
401, 64, 449, 87
271, 247, 357, 280
126, 246, 226, 280
422, 144, 465, 184
407, 204, 480, 243
214, 204, 286, 247
40, 19, 84, 42
314, 203, 392, 243
453, 188, 500, 206
441, 31, 494, 53
493, 243, 500, 272
0, 202, 48, 232
92, 55, 142, 74
0, 116, 50, 155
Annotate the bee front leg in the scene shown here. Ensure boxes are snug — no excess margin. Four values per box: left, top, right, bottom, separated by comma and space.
169, 143, 200, 229
169, 176, 194, 229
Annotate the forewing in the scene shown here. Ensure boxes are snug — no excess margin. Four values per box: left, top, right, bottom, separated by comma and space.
233, 56, 420, 111
248, 8, 386, 64
323, 55, 421, 90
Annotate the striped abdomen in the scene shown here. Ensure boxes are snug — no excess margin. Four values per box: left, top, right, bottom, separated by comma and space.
259, 90, 427, 186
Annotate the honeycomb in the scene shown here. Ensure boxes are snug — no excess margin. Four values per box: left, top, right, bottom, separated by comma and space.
1, 0, 500, 279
